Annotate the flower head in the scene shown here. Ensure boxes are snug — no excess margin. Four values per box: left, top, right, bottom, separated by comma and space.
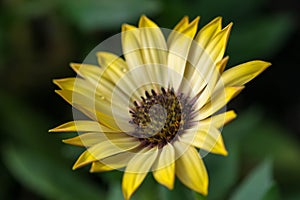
50, 15, 270, 199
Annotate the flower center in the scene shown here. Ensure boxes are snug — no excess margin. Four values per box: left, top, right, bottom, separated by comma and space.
129, 87, 195, 148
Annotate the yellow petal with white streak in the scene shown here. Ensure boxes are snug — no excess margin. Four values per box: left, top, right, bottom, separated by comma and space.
121, 24, 144, 70
195, 17, 222, 49
152, 143, 175, 189
201, 110, 237, 128
180, 127, 228, 155
198, 86, 244, 120
49, 120, 114, 133
172, 16, 189, 33
122, 147, 158, 200
174, 143, 208, 195
62, 132, 128, 147
221, 60, 271, 87
55, 90, 121, 130
73, 136, 139, 170
90, 151, 134, 172
139, 15, 168, 89
90, 162, 114, 172
205, 23, 232, 63
168, 17, 200, 91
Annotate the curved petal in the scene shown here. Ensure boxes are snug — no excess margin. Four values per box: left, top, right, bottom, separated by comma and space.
63, 132, 107, 147
219, 60, 271, 87
97, 51, 129, 82
90, 151, 134, 172
183, 18, 228, 96
122, 24, 144, 70
53, 77, 128, 112
49, 120, 114, 133
62, 132, 128, 147
73, 136, 139, 170
152, 143, 175, 189
174, 143, 208, 195
198, 86, 244, 120
195, 17, 222, 49
168, 17, 200, 91
192, 56, 229, 111
139, 15, 168, 65
180, 127, 228, 155
70, 63, 131, 109
200, 110, 237, 128
55, 90, 123, 130
90, 162, 114, 172
172, 16, 190, 34
122, 147, 158, 200
205, 23, 232, 63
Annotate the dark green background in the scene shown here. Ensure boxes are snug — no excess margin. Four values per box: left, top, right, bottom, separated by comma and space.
0, 0, 299, 199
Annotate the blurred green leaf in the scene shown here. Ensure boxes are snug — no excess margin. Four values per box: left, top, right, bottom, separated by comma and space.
157, 179, 194, 200
2, 144, 104, 200
205, 142, 239, 200
262, 183, 280, 200
230, 160, 274, 200
228, 13, 294, 64
241, 117, 300, 180
286, 193, 300, 200
58, 0, 162, 31
106, 182, 123, 200
194, 192, 207, 200
222, 107, 264, 141
0, 91, 62, 153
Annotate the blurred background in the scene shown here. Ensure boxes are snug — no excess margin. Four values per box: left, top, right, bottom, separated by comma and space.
0, 0, 299, 199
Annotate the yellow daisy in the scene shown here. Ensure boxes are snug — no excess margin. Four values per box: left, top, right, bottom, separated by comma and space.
50, 15, 270, 199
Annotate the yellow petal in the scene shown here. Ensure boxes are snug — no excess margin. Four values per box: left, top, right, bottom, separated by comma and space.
217, 56, 229, 74
70, 63, 102, 85
73, 136, 139, 170
205, 23, 232, 63
53, 77, 113, 102
72, 150, 97, 170
168, 17, 200, 91
138, 15, 168, 90
183, 18, 225, 94
192, 56, 229, 111
90, 161, 114, 172
168, 16, 200, 43
64, 132, 130, 147
90, 151, 134, 172
96, 51, 129, 83
180, 127, 228, 156
63, 132, 107, 147
49, 120, 114, 133
195, 17, 222, 49
122, 147, 158, 200
198, 86, 244, 120
70, 63, 120, 102
174, 143, 208, 195
220, 60, 271, 87
121, 24, 144, 70
201, 110, 237, 128
152, 143, 175, 189
55, 90, 124, 131
172, 16, 189, 33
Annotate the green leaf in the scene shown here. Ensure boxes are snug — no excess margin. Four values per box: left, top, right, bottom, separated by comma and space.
240, 117, 300, 181
58, 0, 162, 31
229, 160, 274, 200
106, 182, 123, 200
262, 183, 281, 200
2, 144, 104, 200
204, 141, 239, 200
228, 13, 294, 64
157, 178, 195, 200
